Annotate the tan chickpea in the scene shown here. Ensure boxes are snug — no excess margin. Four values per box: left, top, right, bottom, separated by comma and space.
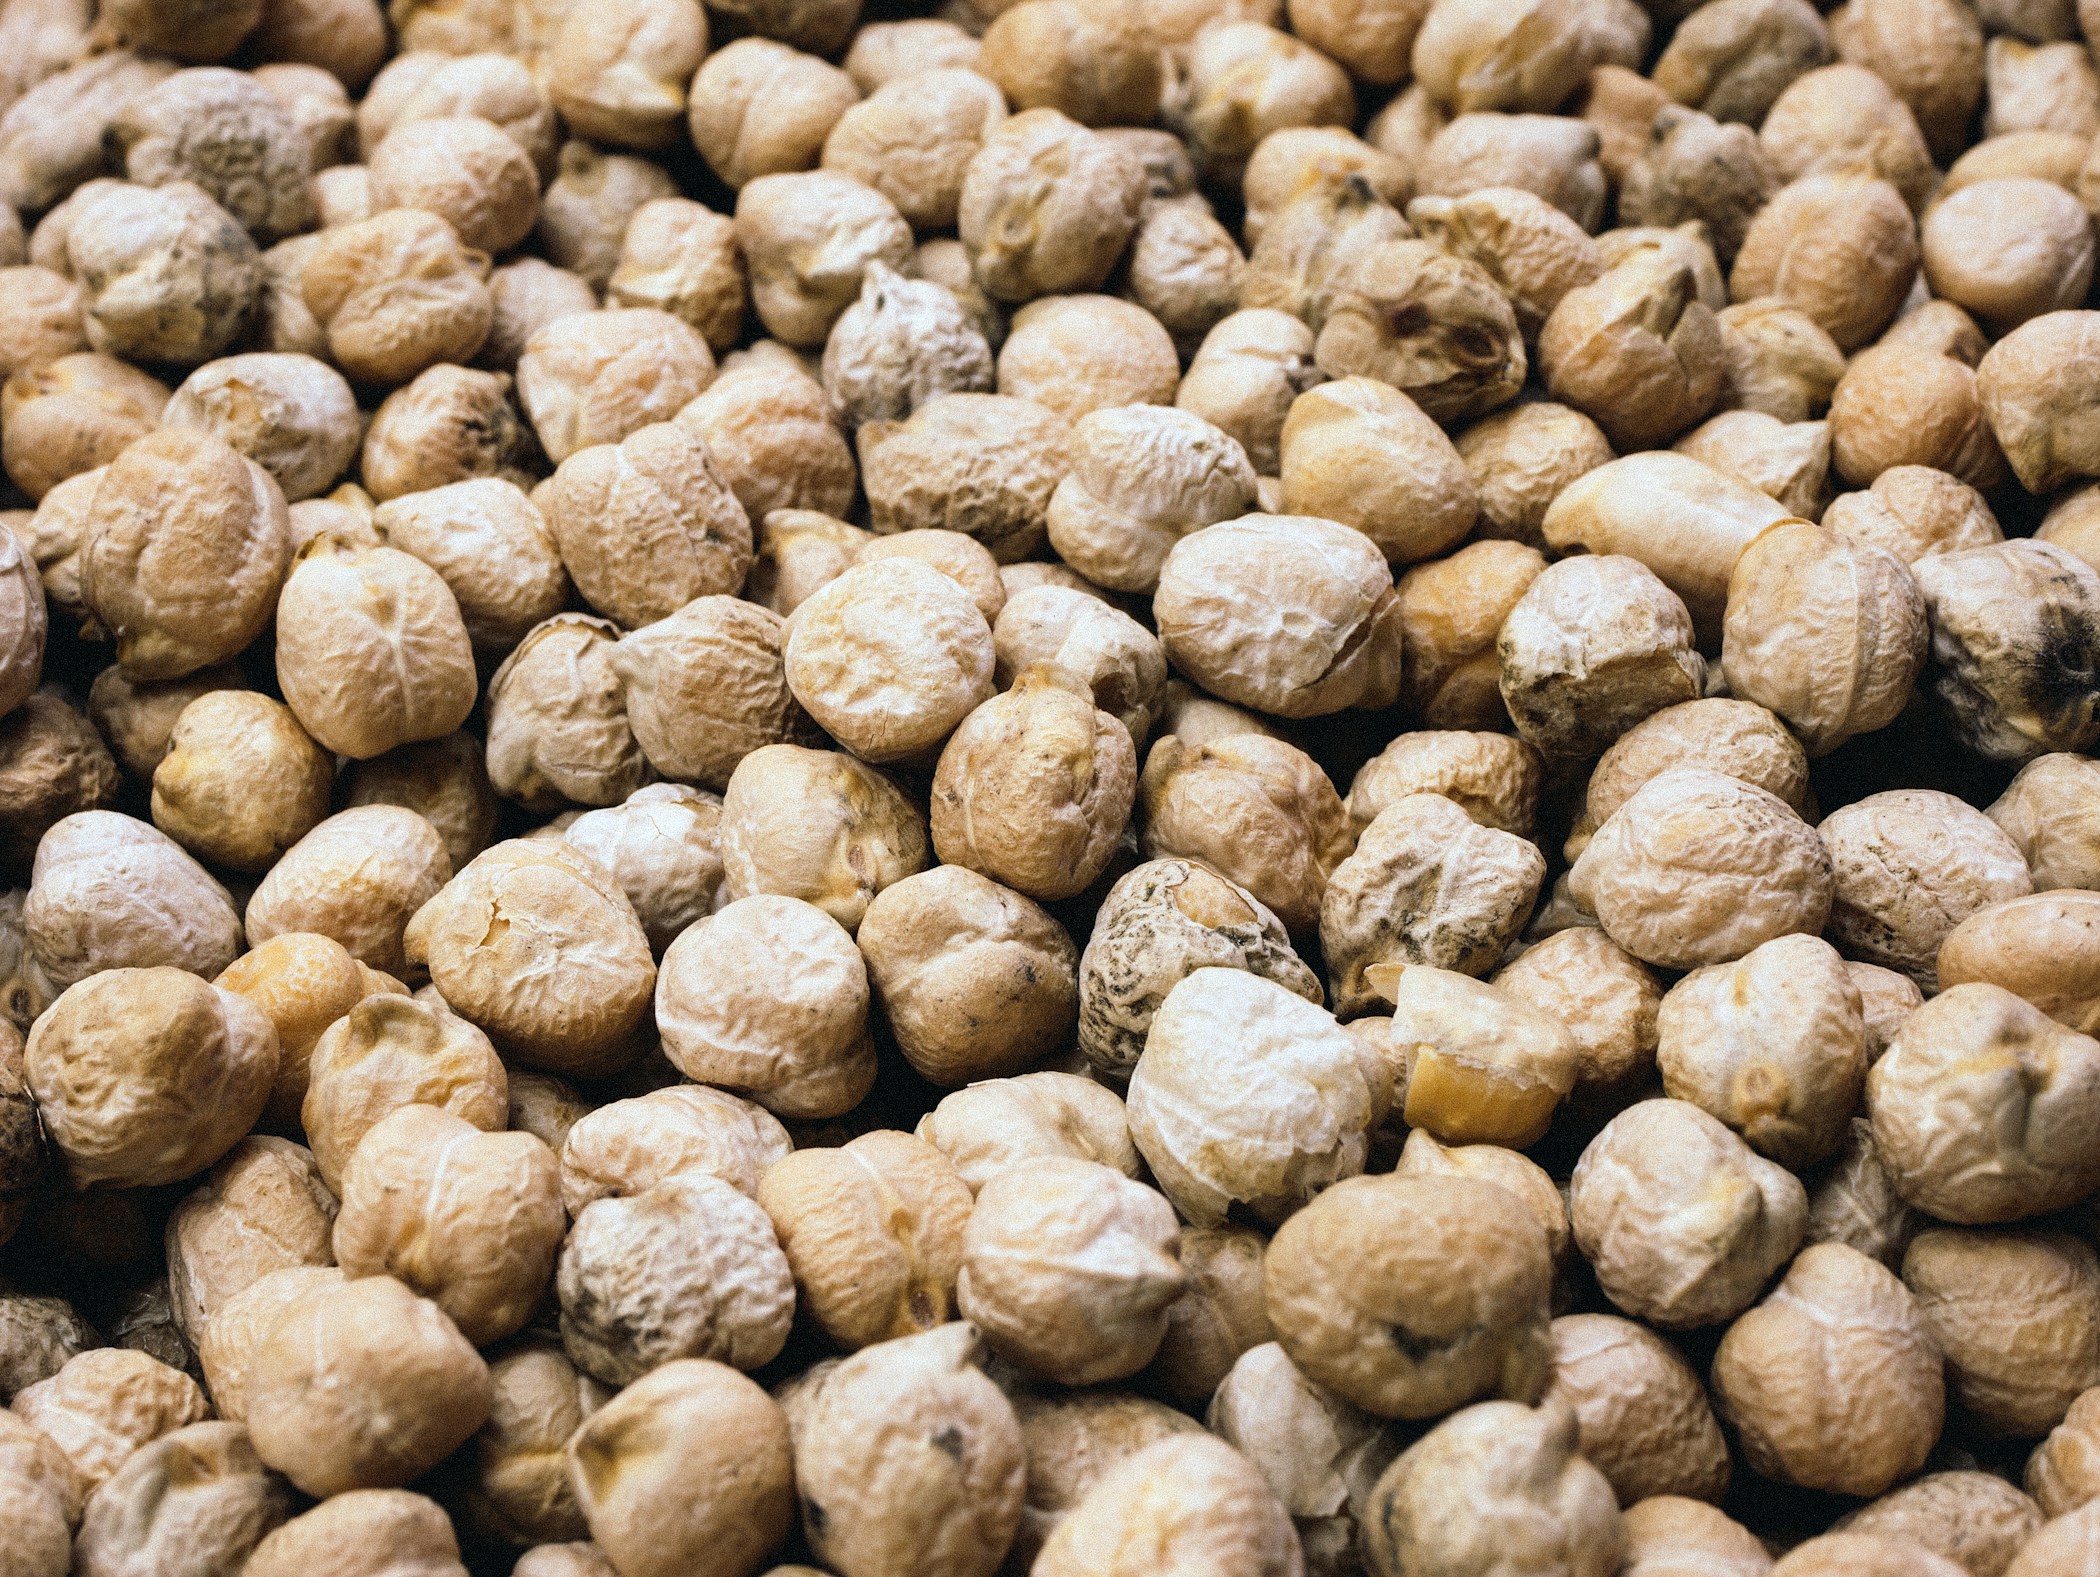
242, 1490, 468, 1577
730, 171, 911, 349
516, 307, 714, 466
2042, 486, 2100, 579
1934, 890, 2100, 1040
1590, 701, 1807, 867
607, 597, 809, 792
0, 693, 123, 870
859, 394, 1070, 563
367, 116, 539, 258
369, 479, 568, 655
12, 1348, 208, 1492
1174, 310, 1324, 476
1571, 1098, 1807, 1328
958, 109, 1146, 304
245, 806, 452, 977
1987, 35, 2100, 135
1034, 1431, 1300, 1577
300, 208, 492, 386
544, 0, 705, 152
1145, 1225, 1275, 1408
1451, 404, 1610, 553
1415, 113, 1607, 232
1730, 172, 1919, 352
215, 931, 401, 1133
2008, 1504, 2100, 1577
820, 72, 1003, 238
1545, 1315, 1729, 1507
1651, 0, 1831, 126
2030, 1387, 2100, 1517
1392, 543, 1543, 732
600, 201, 741, 357
991, 296, 1174, 428
560, 783, 724, 955
1977, 310, 2100, 496
718, 744, 927, 933
1991, 754, 2100, 892
300, 992, 505, 1191
1128, 968, 1378, 1225
687, 40, 855, 195
536, 143, 677, 293
1178, 22, 1355, 185
1830, 0, 1984, 161
275, 534, 477, 760
1672, 409, 1831, 520
0, 53, 179, 217
844, 19, 982, 89
163, 353, 360, 506
758, 1131, 972, 1349
915, 1071, 1138, 1195
1827, 345, 2006, 492
745, 511, 864, 615
1826, 464, 2003, 565
820, 267, 995, 436
1616, 1498, 1771, 1577
979, 0, 1160, 128
143, 691, 328, 873
160, 1138, 332, 1355
334, 737, 495, 880
1714, 298, 1846, 423
1945, 127, 2091, 198
557, 1084, 790, 1214
455, 1337, 607, 1547
311, 164, 372, 228
1, 353, 169, 504
1920, 178, 2095, 339
245, 237, 330, 362
1123, 192, 1247, 360
0, 267, 84, 384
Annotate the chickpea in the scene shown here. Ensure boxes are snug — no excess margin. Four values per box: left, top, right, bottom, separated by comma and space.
1827, 345, 2007, 491
958, 109, 1146, 304
844, 19, 982, 90
557, 1084, 791, 1213
1416, 112, 1607, 232
243, 1490, 468, 1577
915, 1072, 1137, 1196
1, 353, 169, 506
1991, 754, 2100, 892
244, 808, 452, 982
1652, 0, 1831, 126
1831, 0, 1985, 161
1731, 172, 1920, 353
544, 0, 706, 153
1714, 298, 1846, 424
457, 1337, 607, 1547
996, 294, 1178, 424
516, 308, 715, 467
2030, 1387, 2100, 1517
1175, 310, 1324, 476
821, 70, 1004, 235
0, 53, 178, 216
2006, 1504, 2100, 1577
1712, 1243, 1943, 1496
162, 354, 360, 508
688, 40, 856, 194
0, 266, 84, 384
537, 143, 677, 294
1923, 178, 2096, 335
822, 265, 995, 432
11, 1347, 208, 1491
732, 171, 910, 349
1616, 1498, 1772, 1577
148, 692, 331, 873
718, 744, 928, 933
1977, 310, 2100, 495
110, 68, 316, 247
0, 694, 122, 870
300, 209, 492, 387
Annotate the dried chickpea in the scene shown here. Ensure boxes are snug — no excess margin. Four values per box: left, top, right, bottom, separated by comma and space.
990, 296, 1174, 427
0, 353, 169, 506
1831, 0, 1984, 160
1714, 299, 1846, 423
245, 806, 452, 976
1922, 178, 2095, 336
1571, 1098, 1807, 1328
1129, 968, 1378, 1225
1987, 35, 2100, 135
1271, 379, 1472, 571
821, 265, 995, 432
979, 0, 1160, 127
11, 1348, 208, 1492
688, 40, 856, 193
1617, 1498, 1771, 1577
1771, 1534, 1967, 1577
843, 19, 981, 89
718, 744, 927, 933
746, 509, 866, 615
366, 115, 538, 260
368, 479, 567, 655
516, 308, 714, 467
61, 181, 262, 370
989, 585, 1163, 742
757, 1130, 973, 1349
1826, 464, 2003, 566
557, 1084, 791, 1213
244, 1273, 489, 1498
1651, 0, 1831, 126
1383, 964, 1578, 1147
915, 1072, 1137, 1195
312, 164, 372, 228
543, 0, 705, 152
275, 534, 477, 760
1491, 927, 1660, 1111
603, 200, 742, 356
1673, 410, 1831, 520
2043, 486, 2100, 578
146, 692, 330, 873
300, 208, 492, 386
958, 109, 1145, 303
241, 1490, 467, 1577
1730, 172, 1920, 353
0, 53, 177, 217
1990, 754, 2100, 892
2030, 1387, 2100, 1517
1544, 1315, 1727, 1508
0, 267, 85, 383
559, 783, 724, 954
566, 1360, 791, 1577
0, 693, 122, 870
1144, 1224, 1275, 1408
1414, 112, 1607, 232
162, 354, 359, 508
103, 68, 312, 249
456, 1337, 606, 1547
1978, 311, 2100, 499
731, 171, 910, 349
1538, 244, 1725, 453
1033, 1430, 1302, 1577
215, 931, 400, 1133
536, 144, 677, 294
1449, 404, 1608, 552
1827, 345, 2006, 491
821, 70, 1005, 233
1937, 891, 2100, 1038
1869, 983, 2100, 1223
1175, 309, 1325, 476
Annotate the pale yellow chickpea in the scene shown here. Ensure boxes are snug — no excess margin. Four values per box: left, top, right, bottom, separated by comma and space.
690, 40, 858, 191
718, 744, 928, 933
244, 805, 453, 977
545, 0, 707, 152
148, 692, 331, 874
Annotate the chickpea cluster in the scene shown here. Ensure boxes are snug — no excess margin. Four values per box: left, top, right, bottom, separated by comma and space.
3, 0, 2100, 1574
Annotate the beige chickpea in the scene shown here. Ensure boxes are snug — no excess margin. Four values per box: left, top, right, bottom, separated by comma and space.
1411, 0, 1647, 116
62, 180, 262, 370
0, 1410, 81, 1577
757, 1130, 972, 1349
1403, 188, 1600, 351
1206, 1340, 1398, 1571
1174, 310, 1324, 476
1802, 1118, 1918, 1278
1571, 1098, 1807, 1327
162, 1138, 333, 1351
958, 1159, 1182, 1385
655, 894, 874, 1119
1453, 402, 1612, 550
299, 992, 505, 1192
216, 930, 399, 1133
822, 70, 1004, 234
731, 171, 910, 349
1978, 310, 2100, 496
1129, 968, 1378, 1225
1714, 299, 1846, 424
1836, 1475, 2042, 1577
1123, 193, 1247, 361
12, 1348, 208, 1492
560, 784, 724, 953
1870, 983, 2100, 1224
821, 265, 995, 433
242, 236, 332, 360
1492, 926, 1660, 1112
988, 586, 1163, 743
1538, 244, 1725, 453
369, 480, 568, 656
405, 838, 656, 1076
2043, 487, 2100, 580
858, 864, 1078, 1086
1922, 178, 2095, 336
1673, 410, 1831, 520
915, 1072, 1137, 1195
163, 354, 360, 507
744, 510, 866, 616
1239, 127, 1405, 254
1138, 733, 1350, 937
1546, 1315, 1728, 1507
1177, 22, 1355, 185
1322, 795, 1544, 1017
1826, 465, 2003, 566
1034, 1431, 1300, 1577
979, 0, 1160, 128
1912, 1235, 2098, 1478
929, 665, 1135, 903
544, 0, 705, 152
2007, 1503, 2100, 1577
275, 535, 477, 760
243, 1489, 468, 1577
608, 596, 807, 791
1077, 858, 1319, 1082
1396, 541, 1546, 730
602, 200, 742, 356
0, 266, 85, 383
557, 1085, 790, 1215
719, 744, 928, 933
1651, 0, 1831, 125
0, 53, 179, 217
1495, 555, 1705, 760
85, 665, 247, 783
337, 736, 498, 879
0, 693, 122, 871
1039, 406, 1250, 594
1946, 127, 2091, 198
2030, 1387, 2100, 1518
311, 164, 371, 228
245, 806, 452, 978
1, 353, 169, 505
558, 1171, 794, 1383
244, 1273, 488, 1499
23, 808, 242, 989
1415, 112, 1607, 232
993, 295, 1176, 426
1830, 0, 1984, 160
456, 1337, 607, 1547
1657, 933, 1866, 1169
146, 692, 330, 873
1936, 890, 2100, 1038
26, 967, 274, 1190
1273, 379, 1473, 571
958, 109, 1145, 304
674, 369, 853, 534
77, 428, 289, 683
1730, 172, 1919, 353
1147, 1224, 1275, 1408
360, 366, 534, 505
1988, 35, 2100, 135
688, 40, 856, 194
1566, 697, 1805, 844
1827, 345, 2006, 491
1820, 790, 2034, 989
844, 19, 982, 89
367, 116, 539, 258
1617, 1498, 1771, 1577
1991, 754, 2100, 892
564, 1360, 790, 1577
1711, 1242, 1942, 1498
516, 308, 714, 466
536, 143, 677, 293
1385, 964, 1579, 1147
300, 208, 492, 386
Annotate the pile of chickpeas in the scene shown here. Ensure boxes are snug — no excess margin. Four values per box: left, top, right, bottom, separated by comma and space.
1, 0, 2100, 1571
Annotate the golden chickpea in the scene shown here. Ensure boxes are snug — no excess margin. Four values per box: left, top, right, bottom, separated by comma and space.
1991, 754, 2100, 892
1, 353, 169, 506
757, 1131, 973, 1349
216, 931, 401, 1133
149, 692, 331, 873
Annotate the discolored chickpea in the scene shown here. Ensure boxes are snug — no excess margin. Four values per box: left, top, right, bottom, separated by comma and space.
820, 266, 994, 435
1034, 1430, 1300, 1577
1380, 964, 1575, 1147
106, 68, 312, 249
1977, 310, 2100, 496
0, 694, 122, 870
536, 143, 677, 294
1129, 968, 1378, 1225
244, 1273, 488, 1498
544, 0, 705, 152
12, 1347, 208, 1492
300, 209, 492, 387
958, 109, 1145, 304
59, 180, 261, 371
557, 1084, 791, 1214
1652, 0, 1831, 126
242, 1490, 468, 1577
275, 534, 477, 760
758, 1131, 972, 1349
